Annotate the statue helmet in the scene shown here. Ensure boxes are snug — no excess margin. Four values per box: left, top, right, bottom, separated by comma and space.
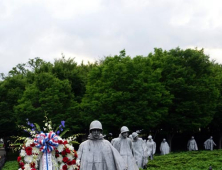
132, 132, 138, 139
148, 135, 152, 139
89, 120, 102, 131
120, 126, 129, 133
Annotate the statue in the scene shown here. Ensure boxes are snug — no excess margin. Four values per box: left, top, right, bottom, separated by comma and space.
146, 135, 156, 160
129, 134, 133, 140
77, 120, 127, 170
131, 132, 148, 169
160, 138, 170, 155
187, 136, 198, 151
112, 126, 139, 170
204, 136, 216, 150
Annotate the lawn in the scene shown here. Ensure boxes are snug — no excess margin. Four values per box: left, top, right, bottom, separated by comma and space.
147, 150, 222, 170
2, 150, 222, 170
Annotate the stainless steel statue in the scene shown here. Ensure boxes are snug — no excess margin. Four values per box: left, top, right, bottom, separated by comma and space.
187, 136, 198, 151
77, 120, 127, 170
111, 126, 139, 170
160, 138, 170, 155
131, 132, 148, 169
146, 135, 156, 160
204, 136, 216, 151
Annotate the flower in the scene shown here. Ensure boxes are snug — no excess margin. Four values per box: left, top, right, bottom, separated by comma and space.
65, 148, 70, 154
32, 147, 40, 154
17, 156, 22, 162
25, 147, 32, 155
61, 150, 66, 156
66, 144, 74, 151
62, 164, 68, 170
19, 162, 25, 167
57, 144, 65, 152
67, 154, 74, 160
20, 150, 26, 157
71, 159, 76, 165
24, 164, 31, 170
30, 162, 35, 168
25, 139, 34, 147
63, 157, 69, 163
61, 121, 65, 127
57, 154, 63, 162
60, 163, 65, 169
58, 140, 63, 144
24, 155, 33, 163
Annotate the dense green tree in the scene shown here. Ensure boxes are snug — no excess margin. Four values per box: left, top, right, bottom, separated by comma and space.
14, 72, 81, 134
150, 48, 219, 149
0, 75, 26, 142
81, 50, 172, 135
208, 63, 222, 149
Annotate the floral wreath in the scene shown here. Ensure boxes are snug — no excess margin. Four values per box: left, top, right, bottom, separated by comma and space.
15, 116, 79, 170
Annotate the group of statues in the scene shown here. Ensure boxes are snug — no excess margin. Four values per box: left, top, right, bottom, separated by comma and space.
77, 121, 159, 170
76, 120, 217, 170
187, 136, 216, 151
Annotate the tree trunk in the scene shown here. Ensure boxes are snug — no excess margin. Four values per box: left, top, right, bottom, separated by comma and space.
167, 133, 174, 152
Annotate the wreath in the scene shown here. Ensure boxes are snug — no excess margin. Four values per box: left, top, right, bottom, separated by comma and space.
15, 116, 79, 170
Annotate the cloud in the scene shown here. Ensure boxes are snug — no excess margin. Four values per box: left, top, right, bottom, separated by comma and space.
0, 0, 222, 75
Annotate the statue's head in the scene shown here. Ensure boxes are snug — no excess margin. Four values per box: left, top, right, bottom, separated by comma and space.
191, 136, 194, 139
132, 132, 138, 140
89, 120, 102, 139
210, 136, 213, 139
120, 126, 129, 138
163, 138, 166, 142
148, 135, 152, 141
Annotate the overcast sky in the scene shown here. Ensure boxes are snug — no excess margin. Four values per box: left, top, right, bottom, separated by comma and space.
1, 0, 222, 75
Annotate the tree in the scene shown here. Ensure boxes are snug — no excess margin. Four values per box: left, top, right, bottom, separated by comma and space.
208, 62, 222, 149
0, 75, 26, 145
149, 48, 219, 149
14, 72, 80, 135
81, 50, 172, 135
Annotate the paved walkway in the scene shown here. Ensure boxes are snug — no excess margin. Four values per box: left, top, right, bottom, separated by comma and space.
0, 148, 6, 169
0, 148, 6, 157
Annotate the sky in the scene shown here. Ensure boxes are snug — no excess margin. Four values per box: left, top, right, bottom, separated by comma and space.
1, 0, 222, 75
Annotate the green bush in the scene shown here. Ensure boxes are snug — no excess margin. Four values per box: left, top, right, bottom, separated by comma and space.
2, 161, 18, 170
147, 150, 222, 170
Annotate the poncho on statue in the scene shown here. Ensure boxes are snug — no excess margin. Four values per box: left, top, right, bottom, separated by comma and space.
160, 139, 170, 155
187, 137, 198, 151
112, 126, 139, 170
131, 132, 148, 169
204, 136, 216, 150
77, 121, 127, 170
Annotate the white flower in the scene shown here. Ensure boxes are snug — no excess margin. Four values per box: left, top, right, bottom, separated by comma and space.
57, 144, 64, 152
43, 127, 46, 131
60, 163, 65, 169
24, 155, 33, 163
57, 154, 63, 163
25, 139, 34, 147
65, 144, 74, 151
24, 164, 31, 170
67, 153, 74, 160
45, 123, 48, 127
32, 147, 40, 154
18, 168, 22, 170
20, 149, 26, 157
68, 166, 74, 170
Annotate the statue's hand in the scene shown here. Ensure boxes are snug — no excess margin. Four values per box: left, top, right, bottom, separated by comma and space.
76, 159, 81, 166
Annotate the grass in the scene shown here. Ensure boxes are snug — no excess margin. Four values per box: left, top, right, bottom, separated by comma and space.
2, 150, 222, 170
2, 161, 18, 170
2, 150, 19, 170
147, 150, 222, 170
